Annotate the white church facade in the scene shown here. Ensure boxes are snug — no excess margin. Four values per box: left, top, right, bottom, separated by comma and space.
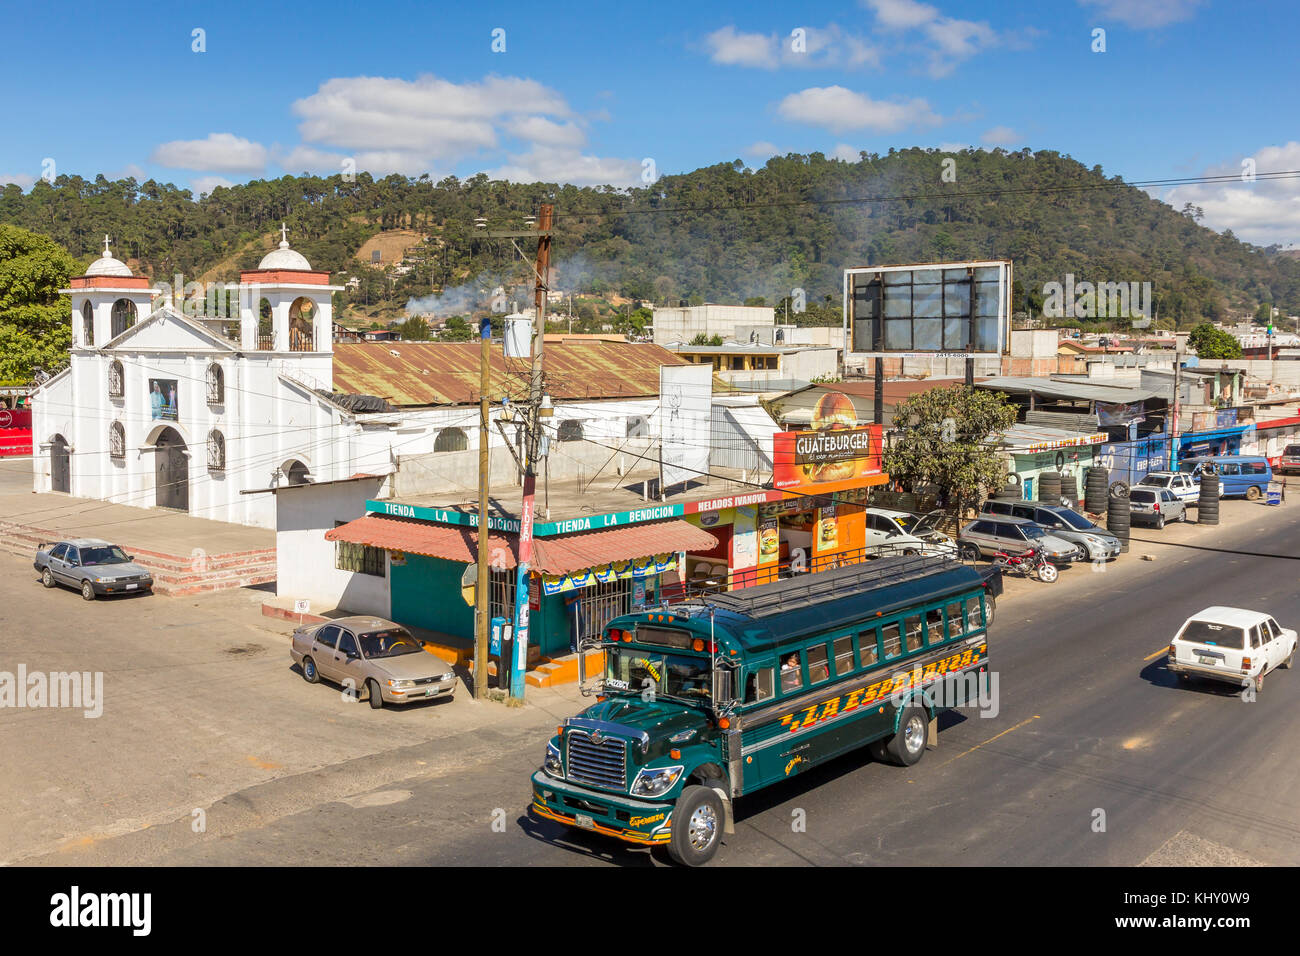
31, 233, 401, 528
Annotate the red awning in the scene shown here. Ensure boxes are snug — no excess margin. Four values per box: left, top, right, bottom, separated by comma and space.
325, 515, 720, 576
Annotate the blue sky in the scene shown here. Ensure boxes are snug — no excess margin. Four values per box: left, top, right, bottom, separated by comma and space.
2, 0, 1296, 245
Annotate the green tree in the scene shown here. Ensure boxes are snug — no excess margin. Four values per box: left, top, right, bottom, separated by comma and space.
885, 386, 1019, 515
1187, 323, 1243, 359
1255, 301, 1274, 326
397, 315, 431, 340
440, 315, 472, 341
0, 225, 81, 382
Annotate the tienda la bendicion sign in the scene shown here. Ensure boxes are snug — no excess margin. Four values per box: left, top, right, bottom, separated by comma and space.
774, 391, 883, 491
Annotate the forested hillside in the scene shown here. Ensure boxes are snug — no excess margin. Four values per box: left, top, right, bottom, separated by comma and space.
2, 147, 1297, 327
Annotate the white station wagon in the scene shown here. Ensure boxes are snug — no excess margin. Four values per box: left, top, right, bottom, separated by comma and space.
1167, 606, 1297, 694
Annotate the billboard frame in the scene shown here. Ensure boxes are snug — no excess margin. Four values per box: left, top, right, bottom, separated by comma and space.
841, 259, 1012, 359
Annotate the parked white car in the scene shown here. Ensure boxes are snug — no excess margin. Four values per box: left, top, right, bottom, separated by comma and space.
1137, 470, 1199, 505
1167, 606, 1297, 694
863, 508, 956, 557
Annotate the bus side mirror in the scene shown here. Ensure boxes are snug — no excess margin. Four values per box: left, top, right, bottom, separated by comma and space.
713, 667, 733, 707
578, 637, 601, 697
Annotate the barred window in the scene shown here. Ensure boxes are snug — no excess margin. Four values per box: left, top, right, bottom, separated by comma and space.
109, 421, 125, 460
206, 363, 224, 404
108, 360, 124, 399
207, 429, 226, 471
334, 521, 385, 576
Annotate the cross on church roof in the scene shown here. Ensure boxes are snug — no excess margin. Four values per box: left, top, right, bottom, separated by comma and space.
103, 234, 111, 256
281, 222, 288, 245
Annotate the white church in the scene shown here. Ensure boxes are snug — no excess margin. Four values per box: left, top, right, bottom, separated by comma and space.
31, 230, 402, 528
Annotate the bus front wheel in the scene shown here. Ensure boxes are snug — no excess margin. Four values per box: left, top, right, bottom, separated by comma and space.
667, 785, 724, 867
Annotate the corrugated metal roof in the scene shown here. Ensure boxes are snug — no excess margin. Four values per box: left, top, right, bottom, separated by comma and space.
977, 376, 1165, 404
998, 424, 1108, 451
331, 341, 689, 407
325, 514, 719, 575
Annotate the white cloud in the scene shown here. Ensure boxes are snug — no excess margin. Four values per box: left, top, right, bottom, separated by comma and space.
705, 26, 776, 67
292, 74, 570, 162
150, 133, 268, 173
830, 144, 863, 162
777, 86, 942, 134
704, 24, 880, 70
744, 141, 780, 158
865, 0, 938, 30
1077, 0, 1204, 28
981, 125, 1019, 146
937, 141, 972, 152
275, 145, 350, 175
487, 147, 642, 188
107, 163, 147, 181
862, 0, 1007, 76
192, 175, 235, 197
504, 115, 587, 149
1164, 142, 1300, 246
0, 173, 35, 189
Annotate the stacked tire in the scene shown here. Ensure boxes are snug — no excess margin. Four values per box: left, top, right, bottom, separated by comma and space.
1107, 491, 1131, 553
996, 479, 1022, 500
1038, 471, 1062, 506
1085, 466, 1109, 515
1198, 473, 1220, 525
1062, 472, 1080, 508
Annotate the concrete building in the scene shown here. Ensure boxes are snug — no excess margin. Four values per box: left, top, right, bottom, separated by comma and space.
651, 304, 774, 346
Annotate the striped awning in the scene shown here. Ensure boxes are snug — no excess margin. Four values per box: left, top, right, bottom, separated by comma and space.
325, 515, 720, 576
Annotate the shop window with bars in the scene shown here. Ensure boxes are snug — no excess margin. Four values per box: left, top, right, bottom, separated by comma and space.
567, 578, 634, 647
108, 421, 125, 460
334, 521, 385, 577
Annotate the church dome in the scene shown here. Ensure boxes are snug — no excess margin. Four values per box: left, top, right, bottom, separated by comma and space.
258, 223, 312, 270
84, 236, 133, 277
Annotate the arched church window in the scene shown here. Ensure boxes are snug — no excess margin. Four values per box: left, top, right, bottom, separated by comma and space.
82, 302, 94, 348
207, 430, 226, 471
433, 427, 468, 452
108, 360, 124, 399
206, 363, 224, 404
109, 421, 125, 460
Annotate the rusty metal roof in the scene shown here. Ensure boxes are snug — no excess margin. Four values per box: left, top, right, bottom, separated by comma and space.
331, 341, 689, 407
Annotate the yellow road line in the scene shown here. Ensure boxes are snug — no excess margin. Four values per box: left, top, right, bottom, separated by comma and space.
940, 715, 1039, 767
1143, 647, 1169, 661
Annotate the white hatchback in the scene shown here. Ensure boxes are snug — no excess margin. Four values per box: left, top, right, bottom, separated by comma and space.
1137, 470, 1199, 505
1167, 606, 1297, 694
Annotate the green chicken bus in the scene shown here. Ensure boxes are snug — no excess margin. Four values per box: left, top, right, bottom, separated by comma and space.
530, 554, 997, 865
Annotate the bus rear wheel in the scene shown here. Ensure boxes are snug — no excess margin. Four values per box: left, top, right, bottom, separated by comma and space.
667, 785, 724, 867
877, 706, 928, 767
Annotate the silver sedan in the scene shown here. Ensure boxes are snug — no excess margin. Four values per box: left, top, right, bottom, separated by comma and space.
290, 616, 458, 708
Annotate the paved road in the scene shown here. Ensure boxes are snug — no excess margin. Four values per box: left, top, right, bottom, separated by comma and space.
7, 498, 1300, 866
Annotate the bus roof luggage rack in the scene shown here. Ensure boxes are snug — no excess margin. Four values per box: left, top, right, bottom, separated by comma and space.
702, 554, 955, 619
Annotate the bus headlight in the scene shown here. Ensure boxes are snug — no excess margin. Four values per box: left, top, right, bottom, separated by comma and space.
544, 741, 563, 778
629, 765, 684, 797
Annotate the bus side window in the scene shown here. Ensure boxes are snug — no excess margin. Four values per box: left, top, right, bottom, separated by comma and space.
780, 652, 804, 694
746, 667, 774, 703
965, 596, 983, 629
924, 609, 942, 645
946, 602, 964, 639
807, 644, 830, 683
859, 629, 880, 668
833, 636, 854, 676
904, 615, 923, 652
882, 623, 902, 659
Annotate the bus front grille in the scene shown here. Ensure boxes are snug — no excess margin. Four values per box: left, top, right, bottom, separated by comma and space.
566, 732, 627, 790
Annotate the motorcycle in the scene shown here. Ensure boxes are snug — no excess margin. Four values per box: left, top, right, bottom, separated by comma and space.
993, 546, 1058, 583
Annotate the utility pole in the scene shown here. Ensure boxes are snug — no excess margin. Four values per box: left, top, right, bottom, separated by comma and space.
1169, 342, 1183, 470
474, 311, 491, 699
479, 203, 552, 703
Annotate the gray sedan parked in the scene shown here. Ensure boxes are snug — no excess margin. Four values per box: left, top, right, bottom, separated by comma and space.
980, 499, 1121, 561
290, 616, 458, 708
33, 539, 154, 600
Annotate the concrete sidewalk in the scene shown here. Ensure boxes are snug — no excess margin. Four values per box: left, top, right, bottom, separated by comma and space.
0, 458, 274, 594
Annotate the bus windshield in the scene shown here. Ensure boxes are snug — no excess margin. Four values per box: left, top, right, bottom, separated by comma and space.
604, 648, 712, 704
